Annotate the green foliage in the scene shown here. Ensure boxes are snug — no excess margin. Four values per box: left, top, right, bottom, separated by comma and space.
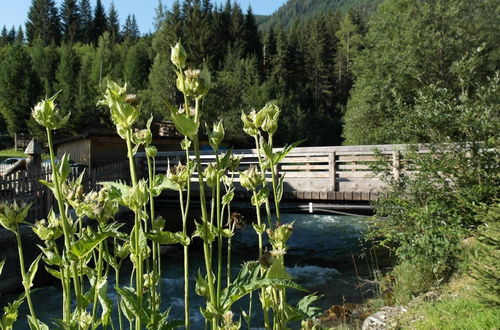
344, 0, 500, 144
258, 0, 381, 30
470, 203, 500, 306
0, 43, 40, 136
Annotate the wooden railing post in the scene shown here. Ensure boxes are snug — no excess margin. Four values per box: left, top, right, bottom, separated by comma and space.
329, 152, 336, 191
392, 150, 400, 180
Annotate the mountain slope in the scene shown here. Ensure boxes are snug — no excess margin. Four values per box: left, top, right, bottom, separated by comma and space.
258, 0, 382, 29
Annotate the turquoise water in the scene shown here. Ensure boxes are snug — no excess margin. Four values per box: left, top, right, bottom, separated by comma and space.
2, 213, 370, 329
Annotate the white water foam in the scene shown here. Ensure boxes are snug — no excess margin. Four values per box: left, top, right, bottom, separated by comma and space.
287, 265, 340, 286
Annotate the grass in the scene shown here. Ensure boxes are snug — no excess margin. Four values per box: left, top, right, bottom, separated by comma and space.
394, 276, 500, 330
0, 148, 50, 162
0, 148, 27, 162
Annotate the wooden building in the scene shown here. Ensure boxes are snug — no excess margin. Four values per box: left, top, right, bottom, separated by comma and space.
55, 122, 186, 170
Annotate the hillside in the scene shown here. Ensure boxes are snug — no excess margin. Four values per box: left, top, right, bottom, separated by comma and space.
258, 0, 382, 29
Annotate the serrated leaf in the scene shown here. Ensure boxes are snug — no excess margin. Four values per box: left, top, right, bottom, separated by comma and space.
96, 277, 113, 326
151, 174, 178, 197
58, 153, 71, 182
70, 233, 110, 259
276, 173, 286, 203
23, 254, 42, 290
45, 266, 61, 280
0, 259, 4, 275
116, 286, 150, 324
146, 231, 182, 245
222, 190, 234, 205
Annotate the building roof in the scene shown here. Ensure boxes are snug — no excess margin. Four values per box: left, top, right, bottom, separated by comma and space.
24, 139, 42, 154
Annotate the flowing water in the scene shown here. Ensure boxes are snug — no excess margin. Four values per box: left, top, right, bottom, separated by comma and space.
2, 213, 372, 329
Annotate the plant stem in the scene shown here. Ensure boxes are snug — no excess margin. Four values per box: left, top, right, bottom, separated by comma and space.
179, 189, 190, 330
268, 134, 281, 224
124, 129, 142, 330
46, 127, 81, 323
15, 230, 40, 330
146, 153, 160, 326
215, 154, 223, 307
193, 135, 217, 329
254, 135, 273, 227
91, 240, 104, 328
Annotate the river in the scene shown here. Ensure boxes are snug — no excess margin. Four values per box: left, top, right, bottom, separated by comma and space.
2, 212, 373, 329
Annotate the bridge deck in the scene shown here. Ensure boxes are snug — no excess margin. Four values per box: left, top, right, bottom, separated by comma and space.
136, 144, 425, 202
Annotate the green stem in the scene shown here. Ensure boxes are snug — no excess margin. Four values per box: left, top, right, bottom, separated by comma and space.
254, 135, 273, 227
215, 154, 223, 307
193, 135, 217, 329
15, 230, 40, 330
179, 189, 190, 330
124, 129, 142, 330
91, 240, 104, 327
146, 153, 160, 325
269, 134, 281, 224
47, 128, 81, 323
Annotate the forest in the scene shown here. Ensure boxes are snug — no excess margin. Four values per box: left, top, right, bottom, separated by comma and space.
0, 0, 367, 147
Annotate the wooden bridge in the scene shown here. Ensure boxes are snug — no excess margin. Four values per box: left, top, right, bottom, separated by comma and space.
136, 144, 424, 203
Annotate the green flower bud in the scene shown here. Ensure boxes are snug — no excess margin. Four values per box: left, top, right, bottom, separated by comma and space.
146, 145, 157, 158
0, 202, 31, 233
241, 111, 259, 137
133, 128, 153, 147
32, 92, 71, 130
97, 81, 139, 131
168, 103, 199, 138
171, 41, 187, 69
203, 163, 218, 187
268, 222, 294, 249
167, 163, 191, 190
260, 102, 280, 134
240, 165, 265, 191
207, 120, 225, 151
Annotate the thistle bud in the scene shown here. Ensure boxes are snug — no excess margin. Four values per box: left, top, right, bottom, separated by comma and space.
207, 120, 225, 151
125, 94, 139, 107
240, 165, 265, 191
146, 145, 157, 158
171, 41, 187, 69
241, 111, 259, 137
167, 163, 190, 190
260, 102, 280, 134
133, 128, 153, 147
32, 92, 71, 130
0, 202, 31, 233
203, 163, 218, 187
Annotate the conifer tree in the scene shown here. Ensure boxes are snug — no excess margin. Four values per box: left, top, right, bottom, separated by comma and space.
29, 37, 59, 95
0, 44, 40, 136
122, 15, 140, 41
107, 1, 120, 42
92, 0, 107, 43
61, 0, 81, 42
124, 39, 152, 90
244, 7, 262, 59
56, 44, 80, 133
0, 26, 8, 46
79, 0, 93, 43
26, 0, 61, 45
16, 26, 25, 43
7, 26, 16, 43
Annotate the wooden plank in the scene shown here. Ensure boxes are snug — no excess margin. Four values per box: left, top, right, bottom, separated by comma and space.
282, 172, 330, 178
337, 156, 386, 162
280, 157, 329, 163
312, 191, 319, 200
320, 191, 327, 200
337, 172, 378, 178
280, 165, 330, 170
338, 164, 371, 170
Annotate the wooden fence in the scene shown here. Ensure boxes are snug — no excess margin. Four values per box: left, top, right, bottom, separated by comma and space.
136, 144, 428, 201
0, 161, 129, 221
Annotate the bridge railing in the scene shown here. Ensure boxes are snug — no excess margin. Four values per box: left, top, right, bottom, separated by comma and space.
136, 144, 428, 201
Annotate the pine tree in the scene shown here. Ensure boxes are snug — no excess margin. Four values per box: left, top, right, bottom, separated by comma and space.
79, 0, 93, 43
122, 15, 140, 41
56, 44, 80, 133
107, 1, 120, 42
244, 7, 262, 59
29, 37, 59, 95
230, 3, 246, 53
92, 0, 107, 43
0, 26, 8, 46
26, 0, 61, 45
0, 43, 40, 136
16, 26, 25, 43
61, 0, 81, 42
154, 0, 167, 31
335, 13, 360, 103
7, 26, 16, 43
124, 39, 152, 90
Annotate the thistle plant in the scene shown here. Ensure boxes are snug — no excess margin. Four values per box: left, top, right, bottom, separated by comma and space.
0, 42, 320, 330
